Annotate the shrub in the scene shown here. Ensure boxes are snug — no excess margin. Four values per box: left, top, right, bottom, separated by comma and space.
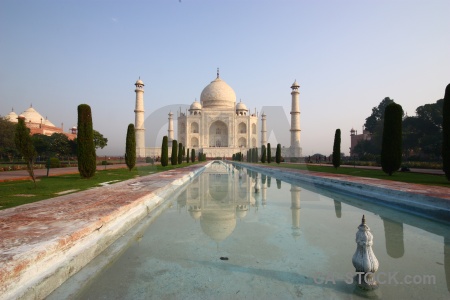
381, 103, 403, 175
443, 83, 450, 180
332, 129, 341, 169
178, 142, 183, 164
125, 124, 136, 171
161, 136, 169, 167
276, 144, 281, 164
77, 104, 96, 178
267, 143, 272, 163
171, 140, 178, 165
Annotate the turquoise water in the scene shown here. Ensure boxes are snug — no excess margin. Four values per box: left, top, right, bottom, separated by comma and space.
52, 162, 450, 299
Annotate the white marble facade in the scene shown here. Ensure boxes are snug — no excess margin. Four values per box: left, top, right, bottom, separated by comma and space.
177, 72, 258, 158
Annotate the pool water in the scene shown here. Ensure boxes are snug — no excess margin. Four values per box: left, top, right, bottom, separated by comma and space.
52, 162, 450, 299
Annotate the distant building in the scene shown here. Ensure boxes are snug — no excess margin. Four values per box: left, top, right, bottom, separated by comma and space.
3, 105, 77, 140
349, 127, 371, 156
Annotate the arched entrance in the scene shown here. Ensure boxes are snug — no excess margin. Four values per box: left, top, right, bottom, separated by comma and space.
209, 120, 228, 147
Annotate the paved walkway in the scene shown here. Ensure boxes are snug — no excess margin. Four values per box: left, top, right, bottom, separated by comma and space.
243, 163, 450, 201
291, 162, 445, 175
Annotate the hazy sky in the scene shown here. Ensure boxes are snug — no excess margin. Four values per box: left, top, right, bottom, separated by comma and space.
1, 0, 449, 156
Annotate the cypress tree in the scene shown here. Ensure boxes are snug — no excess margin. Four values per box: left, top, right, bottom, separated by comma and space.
276, 179, 282, 189
186, 148, 190, 163
178, 142, 183, 164
267, 143, 272, 163
254, 147, 258, 163
381, 103, 403, 176
191, 148, 195, 163
171, 140, 178, 165
442, 84, 450, 180
261, 145, 266, 163
332, 129, 341, 169
248, 149, 252, 162
161, 136, 168, 167
15, 117, 37, 186
125, 123, 136, 171
276, 143, 281, 164
77, 104, 96, 178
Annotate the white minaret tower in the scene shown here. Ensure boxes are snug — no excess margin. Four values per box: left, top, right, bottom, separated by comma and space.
168, 111, 174, 142
290, 80, 301, 157
261, 112, 267, 147
290, 185, 301, 238
134, 78, 145, 157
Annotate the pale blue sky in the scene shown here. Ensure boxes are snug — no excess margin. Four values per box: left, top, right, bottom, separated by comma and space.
1, 0, 449, 156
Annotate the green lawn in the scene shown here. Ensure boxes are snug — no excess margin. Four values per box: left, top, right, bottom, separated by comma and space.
258, 163, 450, 187
0, 162, 200, 210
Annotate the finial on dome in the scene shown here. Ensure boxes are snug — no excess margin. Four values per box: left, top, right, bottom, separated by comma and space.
217, 67, 219, 78
30, 103, 33, 108
362, 215, 366, 224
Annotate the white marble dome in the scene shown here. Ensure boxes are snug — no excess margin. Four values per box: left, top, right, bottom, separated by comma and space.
22, 107, 46, 123
5, 110, 18, 123
190, 100, 202, 110
135, 79, 144, 85
236, 100, 248, 111
200, 77, 236, 109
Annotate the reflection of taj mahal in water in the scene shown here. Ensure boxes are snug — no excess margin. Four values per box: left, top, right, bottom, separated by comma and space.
176, 162, 303, 242
133, 69, 302, 158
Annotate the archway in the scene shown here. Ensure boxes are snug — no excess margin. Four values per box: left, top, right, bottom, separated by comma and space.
238, 122, 247, 134
191, 122, 199, 133
209, 120, 228, 147
238, 137, 247, 147
191, 137, 199, 147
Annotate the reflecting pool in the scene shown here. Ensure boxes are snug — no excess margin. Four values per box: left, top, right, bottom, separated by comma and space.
53, 161, 450, 299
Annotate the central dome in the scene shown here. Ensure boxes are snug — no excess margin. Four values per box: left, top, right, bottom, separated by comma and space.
200, 77, 236, 109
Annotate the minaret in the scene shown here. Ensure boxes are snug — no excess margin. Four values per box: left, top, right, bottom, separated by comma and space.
290, 185, 301, 238
261, 112, 267, 147
290, 80, 301, 157
134, 78, 145, 157
168, 111, 174, 142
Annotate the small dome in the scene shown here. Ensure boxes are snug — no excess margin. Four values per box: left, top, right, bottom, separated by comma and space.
5, 111, 18, 123
190, 100, 202, 110
200, 77, 236, 109
291, 80, 300, 89
236, 100, 248, 111
135, 79, 144, 86
189, 210, 202, 220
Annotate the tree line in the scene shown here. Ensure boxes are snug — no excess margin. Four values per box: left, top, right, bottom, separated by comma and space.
0, 118, 108, 162
353, 96, 444, 162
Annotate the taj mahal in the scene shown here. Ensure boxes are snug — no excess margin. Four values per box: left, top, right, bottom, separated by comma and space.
133, 69, 302, 159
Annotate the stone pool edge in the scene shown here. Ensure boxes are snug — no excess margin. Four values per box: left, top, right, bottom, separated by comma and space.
232, 162, 450, 223
0, 162, 209, 300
